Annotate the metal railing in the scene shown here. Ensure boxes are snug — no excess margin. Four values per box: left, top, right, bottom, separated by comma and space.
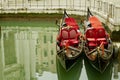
0, 0, 120, 25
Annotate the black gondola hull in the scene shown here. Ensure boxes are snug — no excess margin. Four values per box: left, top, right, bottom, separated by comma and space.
84, 44, 113, 73
56, 53, 81, 71
87, 56, 113, 73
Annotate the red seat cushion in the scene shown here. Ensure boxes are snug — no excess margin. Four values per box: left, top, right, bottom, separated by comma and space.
88, 42, 97, 46
96, 27, 106, 38
65, 17, 79, 29
85, 16, 108, 48
89, 16, 102, 28
87, 38, 96, 41
96, 27, 108, 45
85, 28, 97, 47
61, 29, 69, 40
85, 28, 96, 38
69, 28, 78, 39
60, 28, 79, 47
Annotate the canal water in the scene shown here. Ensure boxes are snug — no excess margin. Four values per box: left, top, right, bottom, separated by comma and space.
1, 21, 120, 80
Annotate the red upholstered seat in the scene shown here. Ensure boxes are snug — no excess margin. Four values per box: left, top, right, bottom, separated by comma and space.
69, 28, 77, 39
85, 28, 97, 48
60, 28, 79, 47
89, 16, 102, 28
61, 29, 69, 40
57, 17, 81, 47
85, 16, 108, 49
65, 17, 79, 29
96, 28, 108, 46
69, 28, 79, 45
96, 27, 106, 38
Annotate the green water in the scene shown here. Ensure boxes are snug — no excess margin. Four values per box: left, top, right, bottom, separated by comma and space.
0, 21, 115, 80
0, 20, 56, 27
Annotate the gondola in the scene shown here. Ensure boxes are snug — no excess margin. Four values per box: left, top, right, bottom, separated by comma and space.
56, 10, 83, 71
84, 8, 118, 73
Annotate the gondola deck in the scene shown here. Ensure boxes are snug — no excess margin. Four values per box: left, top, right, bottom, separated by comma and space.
56, 10, 83, 71
84, 8, 117, 73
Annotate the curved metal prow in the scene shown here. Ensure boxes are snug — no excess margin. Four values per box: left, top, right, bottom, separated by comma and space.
63, 9, 69, 18
60, 9, 69, 26
87, 7, 93, 21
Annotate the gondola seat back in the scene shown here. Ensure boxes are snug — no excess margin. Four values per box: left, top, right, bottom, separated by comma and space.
60, 28, 79, 47
85, 27, 108, 50
85, 28, 97, 49
61, 29, 69, 40
96, 27, 108, 47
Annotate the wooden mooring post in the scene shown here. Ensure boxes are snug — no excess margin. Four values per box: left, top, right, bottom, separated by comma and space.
0, 31, 4, 80
0, 26, 2, 39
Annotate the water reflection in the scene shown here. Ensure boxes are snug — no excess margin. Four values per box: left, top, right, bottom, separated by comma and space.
0, 27, 120, 80
0, 26, 1, 39
0, 27, 57, 80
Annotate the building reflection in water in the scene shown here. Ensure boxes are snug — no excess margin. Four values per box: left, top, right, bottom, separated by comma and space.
1, 27, 27, 80
0, 27, 57, 80
0, 27, 119, 80
36, 28, 57, 75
